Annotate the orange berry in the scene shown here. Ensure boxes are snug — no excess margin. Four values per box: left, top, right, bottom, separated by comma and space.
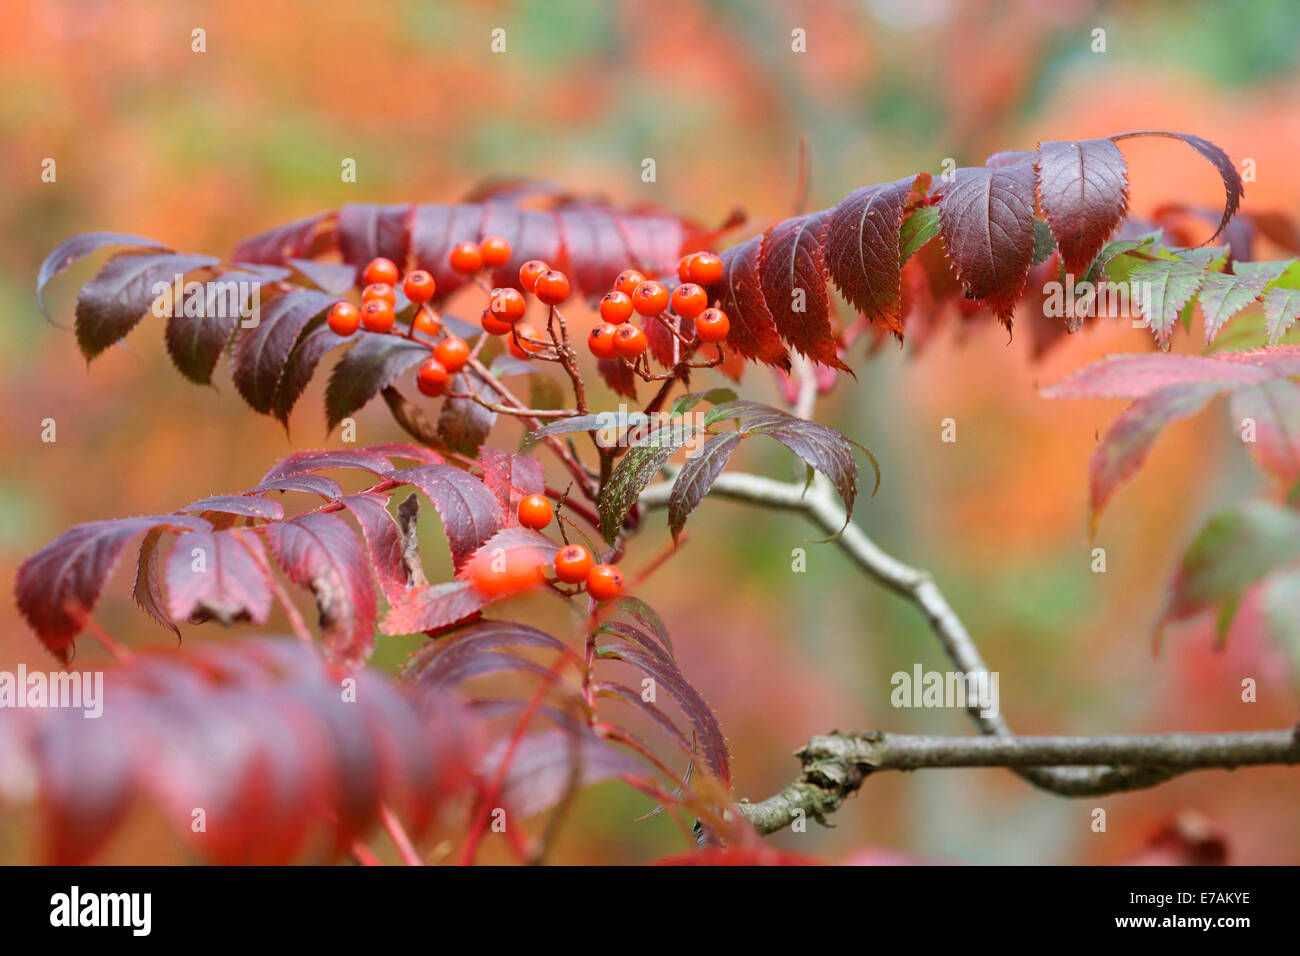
363, 257, 399, 286
613, 323, 647, 359
489, 287, 527, 323
586, 564, 624, 602
517, 493, 553, 530
403, 270, 436, 303
480, 236, 512, 268
553, 545, 594, 584
362, 282, 396, 306
467, 548, 547, 597
449, 241, 483, 275
481, 308, 514, 336
361, 299, 396, 333
433, 336, 470, 373
519, 260, 549, 292
416, 358, 449, 396
413, 309, 441, 336
695, 307, 730, 343
327, 301, 361, 336
687, 251, 723, 286
671, 283, 708, 319
632, 280, 669, 316
599, 290, 634, 324
614, 269, 646, 298
676, 253, 699, 284
588, 324, 619, 360
510, 323, 543, 359
534, 269, 570, 305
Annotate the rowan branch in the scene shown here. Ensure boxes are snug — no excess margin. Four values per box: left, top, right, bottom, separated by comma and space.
639, 468, 1300, 825
733, 729, 1300, 835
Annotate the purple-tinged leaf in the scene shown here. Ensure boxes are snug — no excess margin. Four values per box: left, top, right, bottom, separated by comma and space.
1111, 131, 1244, 243
438, 371, 497, 456
287, 258, 356, 295
75, 252, 220, 359
938, 163, 1037, 325
825, 174, 930, 335
1228, 380, 1300, 485
1036, 139, 1129, 276
337, 203, 412, 278
163, 271, 263, 384
557, 204, 632, 295
480, 203, 563, 289
264, 513, 377, 664
483, 729, 649, 820
758, 212, 845, 370
37, 232, 170, 316
397, 464, 504, 570
16, 515, 211, 662
272, 321, 350, 425
404, 619, 568, 685
480, 447, 545, 523
596, 356, 638, 399
410, 202, 485, 299
251, 473, 342, 500
324, 333, 431, 431
340, 493, 409, 604
1041, 351, 1293, 400
230, 288, 335, 413
231, 211, 332, 265
668, 432, 742, 540
596, 641, 730, 785
592, 681, 693, 758
165, 529, 272, 626
261, 448, 395, 482
178, 495, 285, 521
366, 442, 445, 465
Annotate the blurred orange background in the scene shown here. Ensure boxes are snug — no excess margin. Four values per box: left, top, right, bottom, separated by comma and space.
2, 0, 1298, 864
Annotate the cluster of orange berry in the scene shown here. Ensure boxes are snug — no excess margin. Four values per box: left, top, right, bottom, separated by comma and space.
589, 251, 729, 361
468, 492, 624, 602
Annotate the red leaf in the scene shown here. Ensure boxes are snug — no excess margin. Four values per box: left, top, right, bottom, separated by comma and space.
230, 288, 335, 414
410, 202, 485, 299
265, 513, 378, 664
178, 495, 285, 521
367, 441, 446, 465
825, 173, 930, 334
715, 237, 789, 367
1227, 380, 1300, 485
438, 371, 497, 455
337, 203, 412, 278
479, 447, 545, 524
1088, 383, 1222, 532
165, 529, 272, 626
75, 252, 220, 359
616, 210, 689, 280
404, 619, 568, 686
287, 258, 357, 295
938, 163, 1037, 325
1036, 138, 1129, 276
653, 847, 826, 866
758, 212, 846, 370
483, 728, 649, 820
272, 320, 350, 424
596, 356, 638, 399
397, 464, 504, 571
131, 528, 177, 637
1041, 349, 1300, 400
18, 639, 474, 864
251, 473, 342, 500
15, 515, 211, 662
381, 580, 492, 635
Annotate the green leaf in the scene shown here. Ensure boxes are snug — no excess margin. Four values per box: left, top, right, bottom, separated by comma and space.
597, 427, 698, 543
1197, 260, 1292, 343
669, 387, 738, 418
1030, 219, 1056, 266
898, 205, 941, 266
1258, 567, 1300, 681
1127, 257, 1210, 346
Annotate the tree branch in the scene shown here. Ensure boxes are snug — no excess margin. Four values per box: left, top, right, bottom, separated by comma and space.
639, 469, 1299, 820
734, 730, 1300, 835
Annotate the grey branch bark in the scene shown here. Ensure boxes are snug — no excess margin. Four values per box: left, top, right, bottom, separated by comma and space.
639, 469, 1300, 831
732, 730, 1300, 835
